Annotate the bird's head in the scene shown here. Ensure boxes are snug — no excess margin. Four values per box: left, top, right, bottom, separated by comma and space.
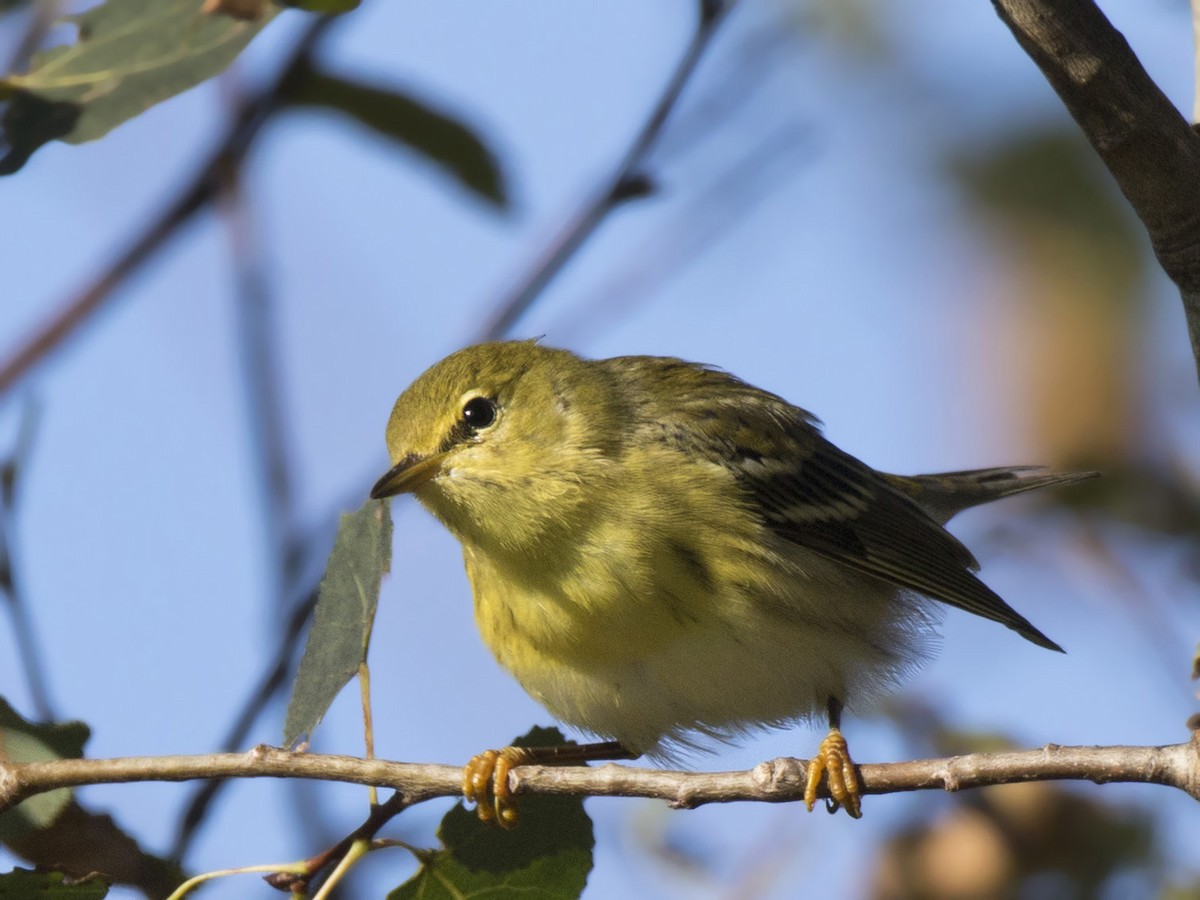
371, 341, 622, 554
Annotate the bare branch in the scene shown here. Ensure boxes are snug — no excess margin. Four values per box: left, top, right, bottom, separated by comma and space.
166, 590, 316, 860
3, 737, 1197, 818
991, 0, 1200, 385
216, 111, 299, 600
0, 401, 56, 720
477, 0, 736, 341
0, 17, 337, 399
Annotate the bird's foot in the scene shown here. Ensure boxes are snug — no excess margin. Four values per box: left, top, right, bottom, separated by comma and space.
803, 726, 862, 818
462, 740, 635, 828
463, 746, 534, 828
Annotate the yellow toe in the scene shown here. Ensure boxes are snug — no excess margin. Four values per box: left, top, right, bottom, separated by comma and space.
804, 727, 862, 819
461, 746, 533, 828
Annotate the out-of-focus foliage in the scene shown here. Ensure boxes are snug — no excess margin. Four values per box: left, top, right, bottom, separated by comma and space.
0, 868, 109, 898
0, 0, 276, 174
949, 130, 1144, 467
869, 782, 1161, 899
868, 699, 1178, 899
950, 129, 1200, 670
281, 0, 360, 12
282, 62, 510, 209
388, 727, 594, 900
0, 700, 182, 897
0, 698, 87, 841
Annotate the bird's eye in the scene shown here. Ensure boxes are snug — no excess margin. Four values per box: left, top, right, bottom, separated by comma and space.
461, 396, 497, 431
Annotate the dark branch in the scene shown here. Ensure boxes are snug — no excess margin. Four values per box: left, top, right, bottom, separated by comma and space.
0, 17, 337, 398
991, 0, 1200, 383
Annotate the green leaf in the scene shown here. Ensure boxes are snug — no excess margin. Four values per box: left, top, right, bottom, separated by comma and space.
388, 727, 594, 900
0, 868, 109, 898
284, 64, 509, 208
0, 701, 180, 894
0, 699, 89, 761
283, 499, 392, 747
0, 699, 90, 842
0, 0, 277, 174
0, 732, 72, 839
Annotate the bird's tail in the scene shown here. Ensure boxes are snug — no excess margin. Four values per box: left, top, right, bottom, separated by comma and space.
886, 466, 1098, 525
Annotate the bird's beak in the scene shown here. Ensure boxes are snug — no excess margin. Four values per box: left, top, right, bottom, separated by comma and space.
370, 451, 447, 499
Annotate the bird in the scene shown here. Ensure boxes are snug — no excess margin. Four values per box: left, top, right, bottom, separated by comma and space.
370, 340, 1091, 824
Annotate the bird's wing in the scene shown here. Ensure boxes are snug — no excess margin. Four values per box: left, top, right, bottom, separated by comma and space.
609, 356, 1062, 652
749, 431, 1062, 651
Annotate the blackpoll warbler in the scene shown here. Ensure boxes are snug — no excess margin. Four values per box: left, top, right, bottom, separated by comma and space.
371, 341, 1091, 823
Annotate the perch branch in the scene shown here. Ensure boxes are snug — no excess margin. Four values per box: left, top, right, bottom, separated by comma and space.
2, 737, 1197, 817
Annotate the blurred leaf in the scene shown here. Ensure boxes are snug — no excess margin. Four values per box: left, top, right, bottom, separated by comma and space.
280, 0, 360, 11
872, 701, 1167, 899
0, 731, 72, 840
0, 699, 89, 842
1072, 462, 1200, 537
950, 129, 1139, 260
946, 128, 1147, 465
283, 500, 392, 747
0, 701, 180, 894
806, 0, 894, 62
0, 698, 88, 760
0, 868, 108, 898
1164, 877, 1200, 900
284, 63, 509, 208
389, 727, 594, 900
0, 91, 80, 174
200, 0, 272, 20
869, 784, 1159, 899
0, 0, 277, 174
5, 804, 182, 898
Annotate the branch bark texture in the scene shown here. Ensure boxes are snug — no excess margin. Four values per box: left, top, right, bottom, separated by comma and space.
992, 0, 1200, 382
2, 738, 1197, 817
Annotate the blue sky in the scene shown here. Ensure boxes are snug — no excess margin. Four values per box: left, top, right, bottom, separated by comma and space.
1, 1, 1198, 897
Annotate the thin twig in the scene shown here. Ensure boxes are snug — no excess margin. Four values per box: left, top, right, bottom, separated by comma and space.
550, 117, 812, 344
0, 400, 55, 720
166, 584, 317, 860
0, 17, 337, 399
3, 0, 61, 76
217, 137, 296, 606
2, 738, 1198, 816
476, 0, 737, 341
262, 791, 411, 894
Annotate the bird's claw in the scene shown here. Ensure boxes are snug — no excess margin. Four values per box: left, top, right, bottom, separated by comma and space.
462, 746, 534, 828
803, 727, 862, 818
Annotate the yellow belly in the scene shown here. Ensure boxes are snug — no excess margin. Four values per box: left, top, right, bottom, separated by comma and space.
462, 523, 936, 756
